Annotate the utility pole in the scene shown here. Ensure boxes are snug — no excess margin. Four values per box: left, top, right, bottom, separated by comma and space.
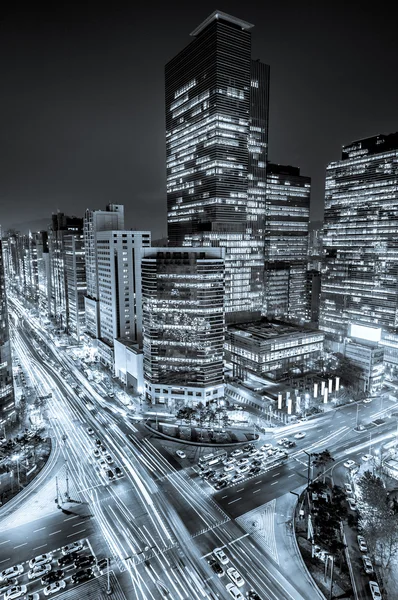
65, 461, 70, 501
55, 476, 61, 508
106, 557, 112, 595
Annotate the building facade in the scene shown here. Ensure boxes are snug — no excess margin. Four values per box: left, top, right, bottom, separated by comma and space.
166, 11, 270, 322
83, 204, 124, 338
64, 234, 86, 341
142, 247, 225, 406
264, 163, 311, 324
96, 230, 151, 367
225, 320, 324, 381
320, 132, 398, 365
0, 240, 15, 424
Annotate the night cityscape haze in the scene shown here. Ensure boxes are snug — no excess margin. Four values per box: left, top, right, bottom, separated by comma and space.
0, 3, 398, 600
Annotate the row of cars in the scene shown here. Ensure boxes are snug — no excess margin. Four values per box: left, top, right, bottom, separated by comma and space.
199, 443, 288, 490
210, 547, 261, 599
88, 430, 123, 481
0, 541, 106, 599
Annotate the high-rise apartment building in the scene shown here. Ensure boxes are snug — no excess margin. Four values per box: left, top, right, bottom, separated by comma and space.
84, 204, 124, 338
320, 132, 398, 365
165, 11, 270, 322
0, 240, 15, 424
96, 231, 151, 367
141, 247, 225, 406
64, 234, 86, 341
264, 163, 311, 323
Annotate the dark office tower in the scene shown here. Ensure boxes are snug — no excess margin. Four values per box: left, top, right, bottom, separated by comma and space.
264, 164, 311, 324
0, 241, 15, 424
320, 133, 398, 365
166, 11, 270, 322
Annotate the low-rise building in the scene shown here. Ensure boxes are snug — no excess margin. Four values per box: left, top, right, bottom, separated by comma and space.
225, 320, 324, 381
344, 338, 384, 394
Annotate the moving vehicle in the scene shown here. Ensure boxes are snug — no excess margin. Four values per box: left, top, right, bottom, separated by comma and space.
242, 444, 254, 452
105, 455, 113, 465
0, 566, 24, 581
347, 498, 357, 511
41, 570, 64, 586
237, 464, 249, 474
357, 535, 368, 553
224, 464, 235, 472
207, 559, 224, 577
248, 449, 259, 457
93, 448, 101, 458
115, 467, 123, 478
29, 554, 52, 569
247, 591, 262, 599
62, 541, 84, 555
237, 458, 249, 466
43, 580, 66, 596
249, 466, 261, 475
226, 583, 244, 600
344, 483, 353, 495
260, 444, 273, 452
213, 548, 229, 565
369, 581, 382, 600
23, 593, 40, 600
215, 480, 228, 490
362, 556, 374, 574
74, 555, 96, 569
71, 568, 94, 584
107, 470, 115, 481
230, 449, 243, 457
28, 563, 51, 579
227, 567, 244, 587
0, 582, 17, 596
223, 457, 236, 466
231, 473, 245, 483
86, 428, 94, 435
294, 432, 306, 439
176, 450, 186, 459
361, 454, 373, 462
57, 552, 78, 567
363, 398, 373, 404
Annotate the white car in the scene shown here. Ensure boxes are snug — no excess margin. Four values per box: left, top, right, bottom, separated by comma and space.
248, 449, 259, 457
260, 444, 273, 452
224, 464, 235, 472
99, 459, 108, 470
61, 541, 84, 555
361, 454, 373, 462
0, 580, 17, 595
344, 460, 356, 469
237, 464, 249, 474
105, 455, 114, 465
4, 587, 27, 600
93, 448, 101, 458
226, 567, 244, 588
86, 427, 94, 435
0, 565, 24, 581
369, 581, 382, 600
24, 593, 40, 600
223, 457, 236, 465
213, 547, 229, 565
225, 583, 244, 600
344, 483, 353, 495
362, 556, 374, 574
294, 432, 306, 439
237, 458, 249, 466
28, 563, 51, 579
176, 450, 186, 459
43, 580, 66, 596
231, 473, 245, 483
363, 398, 373, 403
29, 554, 52, 569
357, 535, 368, 552
347, 498, 357, 511
231, 449, 243, 457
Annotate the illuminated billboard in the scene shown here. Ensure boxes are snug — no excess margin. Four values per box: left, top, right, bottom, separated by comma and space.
349, 324, 381, 342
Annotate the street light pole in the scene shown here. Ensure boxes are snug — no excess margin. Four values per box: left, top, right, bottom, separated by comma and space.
303, 450, 312, 488
65, 460, 70, 501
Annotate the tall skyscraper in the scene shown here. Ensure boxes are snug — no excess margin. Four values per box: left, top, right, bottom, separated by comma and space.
320, 132, 398, 366
141, 247, 225, 406
0, 240, 15, 424
84, 204, 124, 338
64, 234, 86, 342
165, 11, 270, 322
264, 163, 311, 324
96, 231, 151, 367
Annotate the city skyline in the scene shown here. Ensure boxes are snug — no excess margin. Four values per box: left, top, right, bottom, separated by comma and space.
1, 1, 397, 237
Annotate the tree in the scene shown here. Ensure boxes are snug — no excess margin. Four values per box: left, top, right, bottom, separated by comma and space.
312, 450, 334, 483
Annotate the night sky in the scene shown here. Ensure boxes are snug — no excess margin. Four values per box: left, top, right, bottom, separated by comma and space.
1, 1, 397, 238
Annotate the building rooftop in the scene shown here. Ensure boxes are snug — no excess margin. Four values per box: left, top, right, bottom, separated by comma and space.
190, 10, 254, 37
228, 320, 323, 343
342, 132, 398, 160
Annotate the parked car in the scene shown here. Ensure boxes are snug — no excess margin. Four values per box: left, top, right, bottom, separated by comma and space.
0, 566, 24, 581
43, 580, 66, 596
213, 547, 229, 565
86, 428, 94, 435
71, 568, 94, 584
105, 455, 113, 465
41, 570, 64, 586
227, 567, 244, 587
0, 581, 17, 596
260, 444, 273, 452
74, 555, 96, 569
362, 556, 374, 574
223, 457, 236, 466
248, 449, 259, 457
357, 535, 368, 553
242, 444, 254, 452
106, 470, 115, 481
29, 554, 52, 569
224, 464, 235, 472
215, 480, 228, 490
93, 448, 101, 458
237, 464, 249, 474
231, 473, 245, 483
95, 439, 101, 447
62, 541, 84, 555
57, 552, 79, 567
28, 563, 51, 579
249, 466, 261, 475
344, 483, 353, 495
231, 449, 243, 457
369, 581, 382, 600
225, 583, 244, 600
237, 458, 249, 466
347, 498, 357, 511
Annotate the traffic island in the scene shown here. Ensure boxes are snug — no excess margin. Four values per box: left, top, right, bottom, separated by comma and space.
144, 419, 259, 446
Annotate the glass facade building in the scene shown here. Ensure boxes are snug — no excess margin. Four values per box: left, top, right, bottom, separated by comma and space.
64, 234, 86, 342
165, 11, 270, 322
320, 132, 398, 363
264, 163, 311, 323
142, 248, 225, 405
0, 240, 15, 424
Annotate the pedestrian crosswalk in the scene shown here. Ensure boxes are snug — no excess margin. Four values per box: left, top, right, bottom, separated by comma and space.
54, 571, 127, 600
236, 499, 279, 564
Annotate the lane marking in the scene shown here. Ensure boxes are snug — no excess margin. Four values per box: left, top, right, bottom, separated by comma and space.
272, 472, 280, 477
63, 515, 79, 522
33, 544, 48, 551
14, 542, 27, 549
0, 558, 10, 564
67, 529, 86, 538
33, 527, 46, 532
253, 489, 261, 494
288, 474, 295, 478
271, 481, 278, 485
228, 497, 242, 505
49, 530, 62, 536
0, 540, 10, 546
